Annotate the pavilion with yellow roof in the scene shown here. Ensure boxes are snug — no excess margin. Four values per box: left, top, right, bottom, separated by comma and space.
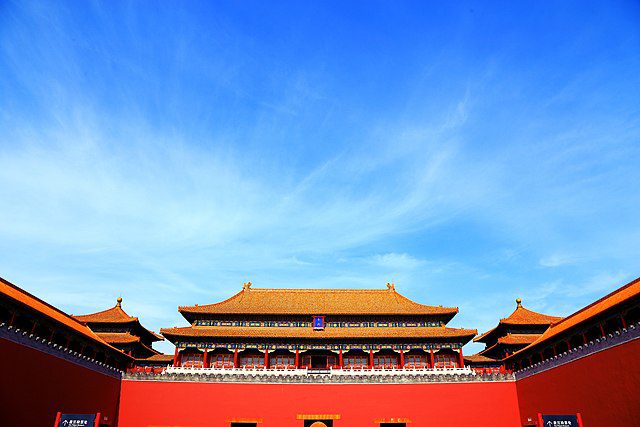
161, 282, 477, 370
74, 297, 163, 359
466, 298, 561, 367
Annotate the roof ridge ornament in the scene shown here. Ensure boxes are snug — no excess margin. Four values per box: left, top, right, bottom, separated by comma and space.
386, 282, 395, 291
243, 282, 252, 290
516, 298, 522, 308
116, 297, 123, 308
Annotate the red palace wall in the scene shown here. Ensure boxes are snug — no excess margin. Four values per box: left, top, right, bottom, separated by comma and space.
118, 380, 520, 427
516, 339, 640, 426
0, 337, 122, 427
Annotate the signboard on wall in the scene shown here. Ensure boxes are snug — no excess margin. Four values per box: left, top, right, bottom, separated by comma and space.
541, 414, 580, 427
55, 413, 98, 427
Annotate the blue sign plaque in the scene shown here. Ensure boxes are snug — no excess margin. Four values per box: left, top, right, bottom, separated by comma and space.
313, 316, 325, 330
541, 414, 580, 427
57, 413, 97, 427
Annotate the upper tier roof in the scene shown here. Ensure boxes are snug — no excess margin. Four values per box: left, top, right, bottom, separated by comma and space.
74, 298, 137, 323
474, 298, 561, 343
179, 283, 458, 319
73, 298, 163, 342
0, 276, 132, 360
507, 276, 640, 360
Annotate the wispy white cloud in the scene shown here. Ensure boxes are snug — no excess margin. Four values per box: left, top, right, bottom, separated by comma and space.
539, 253, 584, 268
369, 253, 426, 270
1, 1, 639, 356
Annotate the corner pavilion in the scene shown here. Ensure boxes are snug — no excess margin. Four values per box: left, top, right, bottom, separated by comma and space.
466, 298, 561, 367
161, 283, 477, 370
74, 298, 163, 359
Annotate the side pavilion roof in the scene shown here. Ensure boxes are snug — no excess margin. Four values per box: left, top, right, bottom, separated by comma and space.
73, 298, 163, 342
474, 298, 561, 344
506, 276, 640, 362
0, 276, 132, 361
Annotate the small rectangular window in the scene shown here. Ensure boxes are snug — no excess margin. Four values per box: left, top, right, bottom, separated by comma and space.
240, 355, 264, 368
374, 355, 399, 368
212, 354, 234, 368
344, 355, 368, 368
434, 353, 457, 368
181, 353, 203, 368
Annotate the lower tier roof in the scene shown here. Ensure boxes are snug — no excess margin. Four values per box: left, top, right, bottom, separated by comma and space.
464, 354, 499, 364
160, 325, 477, 341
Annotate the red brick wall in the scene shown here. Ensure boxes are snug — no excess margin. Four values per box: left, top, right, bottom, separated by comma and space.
0, 337, 121, 427
118, 380, 520, 427
516, 339, 640, 426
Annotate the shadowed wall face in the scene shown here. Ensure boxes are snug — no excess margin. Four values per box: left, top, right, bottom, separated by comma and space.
0, 338, 121, 427
118, 380, 521, 427
516, 339, 640, 426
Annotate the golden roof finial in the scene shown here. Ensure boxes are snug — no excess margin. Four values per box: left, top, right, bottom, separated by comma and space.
243, 281, 252, 290
386, 282, 395, 291
516, 297, 522, 308
116, 297, 123, 307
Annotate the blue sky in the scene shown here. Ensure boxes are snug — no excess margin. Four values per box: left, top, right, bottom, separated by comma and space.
1, 1, 639, 354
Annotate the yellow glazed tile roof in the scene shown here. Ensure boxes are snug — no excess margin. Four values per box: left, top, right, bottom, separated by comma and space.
474, 298, 561, 343
180, 283, 458, 316
497, 333, 541, 345
160, 325, 477, 340
0, 276, 132, 359
73, 298, 163, 341
507, 276, 640, 360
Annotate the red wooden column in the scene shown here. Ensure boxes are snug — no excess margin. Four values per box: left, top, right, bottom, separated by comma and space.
620, 314, 628, 329
173, 347, 179, 367
233, 348, 239, 368
368, 349, 374, 369
399, 349, 404, 368
457, 348, 464, 368
94, 412, 101, 427
429, 349, 435, 368
599, 322, 606, 337
295, 349, 299, 368
339, 349, 343, 369
582, 332, 588, 345
203, 349, 209, 368
264, 349, 269, 369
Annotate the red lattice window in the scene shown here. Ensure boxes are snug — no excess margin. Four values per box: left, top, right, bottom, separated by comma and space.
405, 354, 428, 368
434, 353, 457, 368
212, 353, 234, 368
272, 355, 295, 367
181, 353, 203, 368
240, 355, 264, 368
374, 354, 399, 368
343, 355, 368, 368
